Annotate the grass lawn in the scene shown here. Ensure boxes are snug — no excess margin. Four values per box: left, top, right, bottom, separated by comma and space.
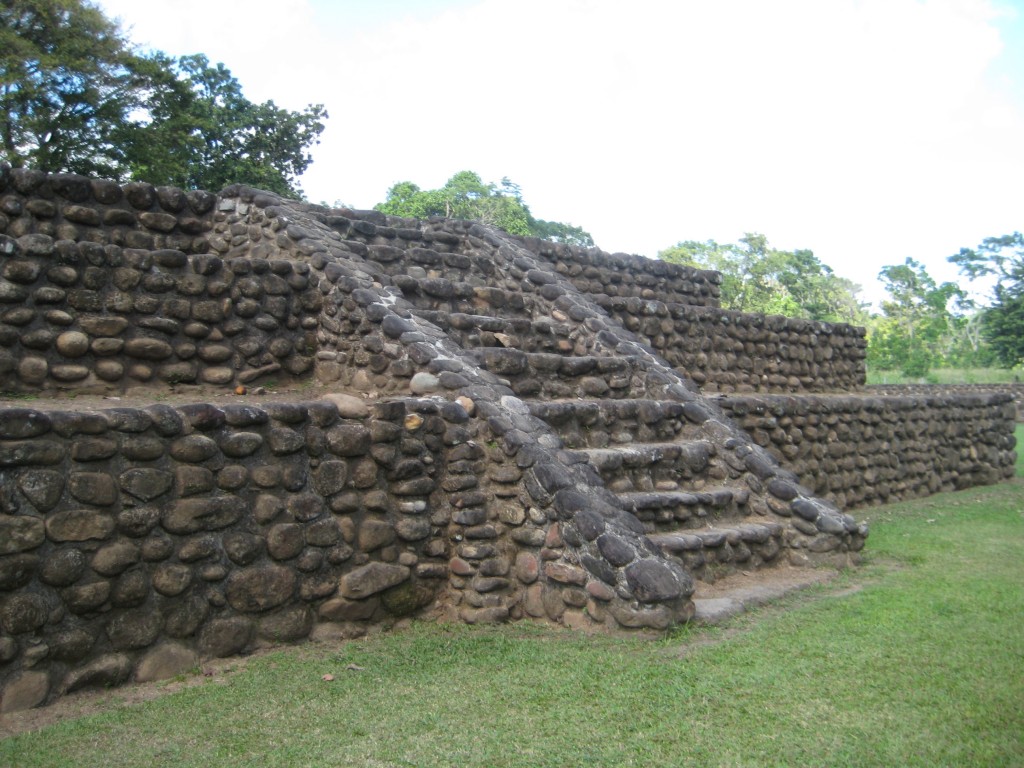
2, 432, 1022, 767
866, 367, 1021, 385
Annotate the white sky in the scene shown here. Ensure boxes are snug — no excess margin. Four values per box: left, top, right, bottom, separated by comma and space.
97, 0, 1024, 307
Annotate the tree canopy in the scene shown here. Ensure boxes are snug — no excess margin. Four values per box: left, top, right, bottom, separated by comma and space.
1, 0, 142, 178
1, 0, 326, 197
375, 171, 594, 247
865, 258, 967, 377
949, 233, 1024, 367
659, 234, 865, 324
658, 233, 1010, 377
123, 54, 327, 197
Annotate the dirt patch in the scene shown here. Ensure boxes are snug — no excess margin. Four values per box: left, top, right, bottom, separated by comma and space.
0, 654, 247, 739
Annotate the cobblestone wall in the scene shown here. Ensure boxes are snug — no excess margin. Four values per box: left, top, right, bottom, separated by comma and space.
523, 236, 722, 308
598, 303, 867, 393
869, 384, 1024, 421
0, 166, 869, 396
0, 170, 322, 393
0, 166, 1016, 713
718, 392, 1018, 509
1, 385, 731, 711
521, 235, 867, 393
0, 397, 463, 710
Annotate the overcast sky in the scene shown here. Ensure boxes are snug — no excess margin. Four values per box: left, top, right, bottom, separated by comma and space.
96, 0, 1024, 306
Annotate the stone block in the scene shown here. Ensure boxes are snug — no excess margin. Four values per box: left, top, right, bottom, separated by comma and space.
340, 562, 410, 599
225, 565, 297, 612
0, 515, 45, 554
61, 654, 132, 695
47, 509, 115, 542
135, 643, 199, 683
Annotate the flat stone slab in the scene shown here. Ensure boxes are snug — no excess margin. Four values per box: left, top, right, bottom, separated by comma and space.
693, 597, 743, 623
692, 567, 840, 625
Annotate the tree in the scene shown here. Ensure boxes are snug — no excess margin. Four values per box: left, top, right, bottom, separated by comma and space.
660, 234, 865, 323
949, 233, 1024, 367
1, 0, 143, 177
941, 311, 997, 369
528, 218, 594, 246
661, 235, 792, 315
867, 258, 967, 377
375, 171, 594, 246
774, 248, 865, 324
123, 54, 327, 197
2, 1, 327, 197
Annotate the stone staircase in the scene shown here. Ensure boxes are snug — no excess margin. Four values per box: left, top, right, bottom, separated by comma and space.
328, 208, 868, 597
278, 196, 869, 592
369, 228, 866, 587
0, 169, 1013, 710
528, 397, 790, 583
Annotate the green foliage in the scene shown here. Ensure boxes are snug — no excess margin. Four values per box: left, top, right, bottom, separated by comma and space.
0, 0, 143, 177
1, 1, 326, 197
940, 311, 999, 369
867, 258, 967, 377
866, 316, 916, 374
660, 233, 866, 323
655, 231, 994, 376
122, 54, 326, 197
1017, 423, 1023, 477
983, 293, 1024, 367
375, 171, 594, 246
949, 232, 1024, 367
527, 217, 594, 247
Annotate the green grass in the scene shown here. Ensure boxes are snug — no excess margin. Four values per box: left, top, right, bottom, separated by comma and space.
1017, 424, 1023, 477
866, 367, 1021, 385
3, 477, 1023, 766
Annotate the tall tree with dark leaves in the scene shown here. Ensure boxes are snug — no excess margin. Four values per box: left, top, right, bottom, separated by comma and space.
0, 0, 142, 177
2, 0, 327, 198
949, 233, 1024, 367
123, 54, 327, 198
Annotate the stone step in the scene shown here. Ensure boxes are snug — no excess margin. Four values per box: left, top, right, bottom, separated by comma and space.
563, 440, 718, 491
471, 350, 652, 399
617, 487, 751, 530
690, 567, 841, 624
413, 309, 518, 333
411, 310, 583, 355
529, 398, 709, 448
647, 521, 788, 581
393, 274, 563, 318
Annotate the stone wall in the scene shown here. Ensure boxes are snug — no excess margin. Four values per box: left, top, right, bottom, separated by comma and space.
522, 236, 722, 308
718, 392, 1018, 509
0, 390, 694, 711
520, 235, 867, 394
0, 397, 461, 710
869, 384, 1024, 421
591, 301, 867, 394
0, 166, 868, 398
0, 170, 323, 393
0, 165, 1016, 712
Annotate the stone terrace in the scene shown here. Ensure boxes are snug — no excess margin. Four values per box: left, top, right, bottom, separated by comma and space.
0, 165, 1016, 711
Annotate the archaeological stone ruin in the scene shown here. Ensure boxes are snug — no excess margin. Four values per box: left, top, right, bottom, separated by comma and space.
0, 164, 1017, 711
